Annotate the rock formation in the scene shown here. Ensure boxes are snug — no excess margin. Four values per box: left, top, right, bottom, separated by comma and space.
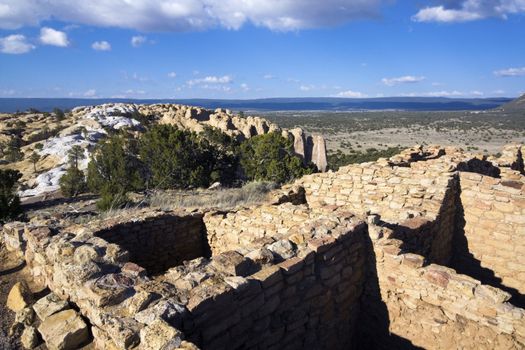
138, 104, 328, 171
2, 103, 328, 198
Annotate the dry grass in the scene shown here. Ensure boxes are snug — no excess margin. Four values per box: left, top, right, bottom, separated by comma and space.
146, 181, 278, 211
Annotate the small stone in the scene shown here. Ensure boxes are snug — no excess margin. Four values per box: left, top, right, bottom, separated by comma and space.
33, 293, 70, 321
267, 240, 296, 261
38, 309, 90, 350
21, 326, 40, 349
135, 300, 186, 328
15, 307, 35, 326
139, 318, 182, 350
7, 282, 33, 312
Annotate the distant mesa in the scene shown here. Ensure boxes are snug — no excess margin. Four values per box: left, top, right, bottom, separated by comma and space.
499, 94, 525, 112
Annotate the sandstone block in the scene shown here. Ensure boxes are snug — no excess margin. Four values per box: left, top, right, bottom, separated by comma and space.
33, 293, 70, 321
7, 281, 33, 312
139, 318, 182, 350
38, 309, 90, 350
21, 326, 40, 349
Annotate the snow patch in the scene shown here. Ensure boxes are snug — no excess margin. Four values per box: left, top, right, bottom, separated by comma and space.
82, 103, 142, 130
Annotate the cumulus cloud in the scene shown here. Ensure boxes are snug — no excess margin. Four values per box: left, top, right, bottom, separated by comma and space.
167, 72, 177, 78
413, 0, 525, 23
188, 75, 233, 86
0, 0, 385, 32
92, 41, 111, 51
131, 35, 147, 47
40, 27, 69, 47
494, 66, 525, 77
334, 90, 368, 98
0, 34, 35, 54
263, 74, 276, 80
382, 75, 426, 86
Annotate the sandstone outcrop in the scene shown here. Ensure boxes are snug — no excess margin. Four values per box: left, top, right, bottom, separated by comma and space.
137, 104, 328, 172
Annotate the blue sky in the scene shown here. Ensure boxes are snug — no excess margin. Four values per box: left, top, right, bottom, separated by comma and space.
0, 0, 524, 99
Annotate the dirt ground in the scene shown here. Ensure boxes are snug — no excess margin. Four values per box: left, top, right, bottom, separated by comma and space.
325, 127, 525, 155
0, 245, 28, 350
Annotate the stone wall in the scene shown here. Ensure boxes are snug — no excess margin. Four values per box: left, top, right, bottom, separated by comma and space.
94, 213, 208, 275
181, 219, 368, 350
453, 172, 525, 305
358, 227, 525, 349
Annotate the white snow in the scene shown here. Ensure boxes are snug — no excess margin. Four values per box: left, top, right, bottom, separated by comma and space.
20, 103, 143, 198
82, 104, 142, 130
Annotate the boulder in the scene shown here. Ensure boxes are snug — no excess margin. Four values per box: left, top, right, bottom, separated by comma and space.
7, 281, 33, 312
38, 309, 90, 350
33, 293, 70, 321
139, 318, 182, 350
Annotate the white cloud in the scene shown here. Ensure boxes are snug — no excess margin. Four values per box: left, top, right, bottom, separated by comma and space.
240, 83, 250, 91
0, 34, 35, 54
84, 89, 97, 97
131, 35, 147, 47
382, 75, 426, 86
167, 72, 177, 78
494, 66, 525, 77
92, 41, 111, 51
300, 84, 315, 91
492, 89, 506, 94
405, 90, 463, 97
413, 1, 525, 23
40, 27, 69, 47
0, 89, 16, 96
470, 90, 484, 96
334, 90, 368, 98
263, 74, 275, 80
0, 0, 385, 31
188, 75, 233, 86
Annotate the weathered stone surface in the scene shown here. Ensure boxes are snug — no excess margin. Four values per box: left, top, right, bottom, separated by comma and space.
15, 307, 35, 326
33, 293, 70, 321
139, 318, 182, 350
38, 309, 90, 350
7, 281, 32, 312
135, 300, 186, 327
21, 326, 40, 349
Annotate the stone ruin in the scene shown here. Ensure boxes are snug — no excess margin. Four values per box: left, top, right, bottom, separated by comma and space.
2, 144, 525, 349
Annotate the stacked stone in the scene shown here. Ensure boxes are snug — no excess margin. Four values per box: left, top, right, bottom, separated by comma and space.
178, 218, 368, 350
360, 222, 525, 349
457, 172, 525, 299
94, 212, 206, 275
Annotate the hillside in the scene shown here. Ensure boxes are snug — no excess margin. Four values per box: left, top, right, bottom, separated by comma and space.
500, 94, 525, 112
0, 104, 327, 198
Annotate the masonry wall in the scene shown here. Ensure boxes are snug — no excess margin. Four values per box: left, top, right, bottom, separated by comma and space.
203, 204, 341, 256
357, 230, 525, 349
183, 222, 368, 350
295, 162, 455, 222
95, 213, 207, 275
454, 172, 525, 304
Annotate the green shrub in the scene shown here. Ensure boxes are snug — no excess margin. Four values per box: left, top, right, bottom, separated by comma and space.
59, 167, 87, 197
139, 125, 235, 189
239, 132, 314, 184
0, 169, 22, 223
87, 135, 144, 210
